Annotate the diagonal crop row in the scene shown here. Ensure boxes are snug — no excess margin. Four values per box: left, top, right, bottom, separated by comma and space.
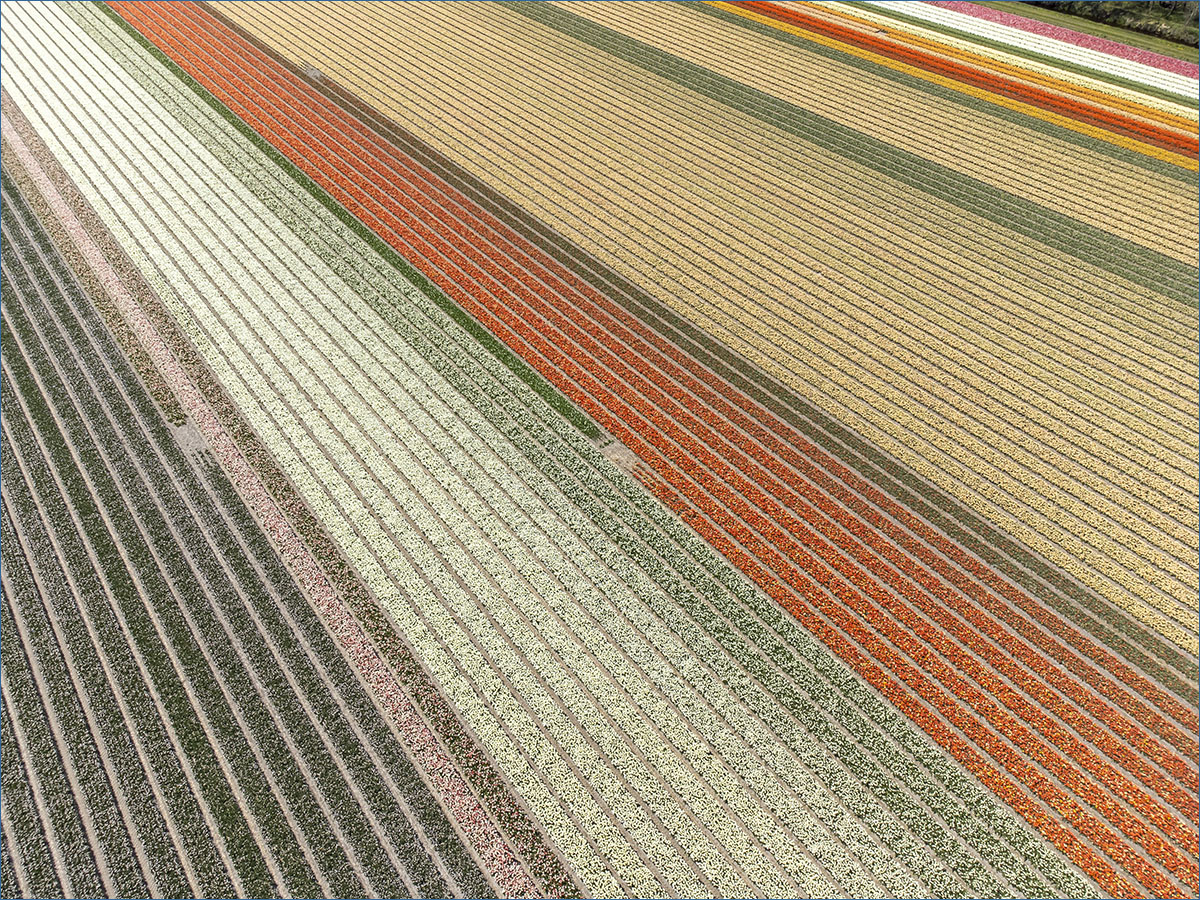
0, 521, 153, 898
124, 0, 1200, 777
57, 24, 1095, 895
213, 0, 1200, 643
289, 47, 1199, 708
0, 165, 490, 899
0, 86, 578, 900
733, 1, 1198, 156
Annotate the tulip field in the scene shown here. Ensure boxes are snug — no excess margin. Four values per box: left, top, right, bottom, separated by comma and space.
0, 2, 1196, 898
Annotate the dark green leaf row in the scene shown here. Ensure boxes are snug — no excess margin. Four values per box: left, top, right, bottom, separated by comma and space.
0, 484, 197, 898
0, 265, 282, 898
1, 173, 490, 898
0, 597, 105, 898
0, 519, 149, 897
4, 180, 376, 900
298, 59, 1200, 698
0, 368, 239, 896
508, 1, 1199, 305
0, 636, 62, 900
5, 157, 491, 900
0, 822, 26, 899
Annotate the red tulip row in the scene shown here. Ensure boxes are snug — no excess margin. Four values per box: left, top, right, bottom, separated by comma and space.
110, 2, 1197, 895
737, 0, 1200, 159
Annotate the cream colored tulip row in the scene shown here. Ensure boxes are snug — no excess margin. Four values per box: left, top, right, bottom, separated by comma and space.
560, 0, 1198, 261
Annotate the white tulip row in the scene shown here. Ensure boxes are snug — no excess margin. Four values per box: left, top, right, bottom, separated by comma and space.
823, 1, 1199, 119
0, 4, 934, 896
869, 1, 1199, 98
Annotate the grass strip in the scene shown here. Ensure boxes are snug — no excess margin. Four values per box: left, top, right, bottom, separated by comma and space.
509, 0, 1198, 305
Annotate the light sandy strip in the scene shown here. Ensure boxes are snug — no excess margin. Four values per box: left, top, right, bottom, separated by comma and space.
870, 0, 1200, 96
214, 0, 1200, 647
0, 108, 539, 900
561, 1, 1198, 273
0, 5, 964, 897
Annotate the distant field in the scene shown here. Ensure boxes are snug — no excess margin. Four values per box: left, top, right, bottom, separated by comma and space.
975, 0, 1200, 61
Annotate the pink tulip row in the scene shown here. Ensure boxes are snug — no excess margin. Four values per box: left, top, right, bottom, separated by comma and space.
930, 0, 1200, 77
